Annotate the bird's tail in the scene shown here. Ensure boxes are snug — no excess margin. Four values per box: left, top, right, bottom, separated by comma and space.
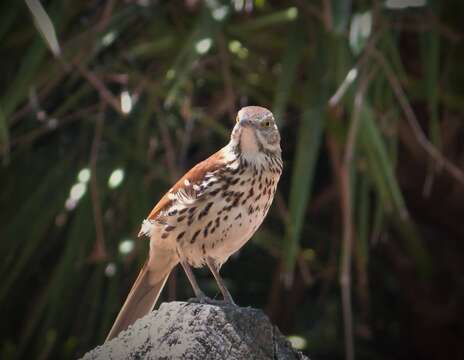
106, 250, 177, 341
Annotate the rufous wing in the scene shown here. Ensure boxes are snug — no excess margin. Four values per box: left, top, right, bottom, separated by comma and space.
143, 147, 233, 224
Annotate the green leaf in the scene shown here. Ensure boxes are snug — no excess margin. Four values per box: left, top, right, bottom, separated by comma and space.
25, 0, 61, 57
0, 161, 72, 300
355, 171, 369, 276
272, 23, 305, 124
229, 7, 298, 34
0, 0, 21, 42
393, 218, 432, 279
0, 105, 8, 159
359, 104, 408, 219
332, 0, 352, 34
0, 38, 47, 120
422, 2, 441, 148
283, 107, 324, 277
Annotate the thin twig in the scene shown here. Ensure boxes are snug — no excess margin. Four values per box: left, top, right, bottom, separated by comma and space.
297, 253, 313, 286
369, 47, 464, 185
10, 80, 58, 126
295, 0, 326, 25
329, 29, 382, 108
308, 183, 337, 213
11, 2, 116, 127
329, 68, 359, 108
387, 11, 462, 44
88, 102, 107, 262
338, 68, 371, 360
265, 260, 284, 318
322, 0, 333, 31
0, 105, 99, 157
73, 60, 123, 115
96, 0, 115, 32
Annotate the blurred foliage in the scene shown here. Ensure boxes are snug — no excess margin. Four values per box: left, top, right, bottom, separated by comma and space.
1, 0, 464, 359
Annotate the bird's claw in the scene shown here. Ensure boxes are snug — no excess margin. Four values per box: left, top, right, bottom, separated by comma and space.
187, 295, 211, 304
187, 296, 236, 306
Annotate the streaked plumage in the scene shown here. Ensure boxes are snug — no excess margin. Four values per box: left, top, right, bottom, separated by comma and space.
106, 106, 282, 341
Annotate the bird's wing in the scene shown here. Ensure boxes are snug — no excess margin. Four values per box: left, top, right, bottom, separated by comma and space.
138, 147, 235, 236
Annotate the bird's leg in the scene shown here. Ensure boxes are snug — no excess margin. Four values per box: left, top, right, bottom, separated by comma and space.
180, 259, 208, 302
206, 257, 236, 306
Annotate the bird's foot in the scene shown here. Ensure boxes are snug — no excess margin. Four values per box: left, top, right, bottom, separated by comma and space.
222, 299, 238, 307
187, 293, 212, 304
222, 293, 238, 307
187, 296, 236, 307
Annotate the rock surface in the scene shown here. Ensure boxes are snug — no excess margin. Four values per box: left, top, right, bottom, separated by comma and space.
81, 301, 309, 360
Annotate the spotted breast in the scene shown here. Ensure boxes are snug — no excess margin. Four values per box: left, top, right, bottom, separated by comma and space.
145, 149, 282, 268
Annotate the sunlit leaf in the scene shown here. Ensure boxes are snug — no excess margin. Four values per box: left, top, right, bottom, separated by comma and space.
349, 11, 372, 55
25, 0, 61, 57
230, 7, 298, 33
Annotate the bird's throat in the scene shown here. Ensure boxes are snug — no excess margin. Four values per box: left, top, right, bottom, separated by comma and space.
239, 127, 259, 155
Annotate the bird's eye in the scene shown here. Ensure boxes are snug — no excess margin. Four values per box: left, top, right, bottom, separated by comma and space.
262, 120, 272, 128
236, 116, 240, 123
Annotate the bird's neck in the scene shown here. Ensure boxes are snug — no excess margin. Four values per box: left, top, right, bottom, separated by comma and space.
224, 141, 282, 173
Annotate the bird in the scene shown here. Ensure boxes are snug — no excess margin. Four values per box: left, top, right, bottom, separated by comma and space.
106, 106, 283, 341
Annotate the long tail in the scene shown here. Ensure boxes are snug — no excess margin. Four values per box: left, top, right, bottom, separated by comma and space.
106, 252, 177, 341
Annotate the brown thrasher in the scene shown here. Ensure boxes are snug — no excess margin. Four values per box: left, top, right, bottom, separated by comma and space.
106, 106, 282, 340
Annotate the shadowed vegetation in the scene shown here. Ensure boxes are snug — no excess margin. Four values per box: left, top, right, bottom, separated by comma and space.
1, 0, 464, 359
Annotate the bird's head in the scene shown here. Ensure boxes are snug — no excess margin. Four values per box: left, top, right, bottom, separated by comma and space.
229, 106, 281, 158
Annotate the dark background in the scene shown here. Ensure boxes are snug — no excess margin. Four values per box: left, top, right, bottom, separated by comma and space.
1, 0, 463, 359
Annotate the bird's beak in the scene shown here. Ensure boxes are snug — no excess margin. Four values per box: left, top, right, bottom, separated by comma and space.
238, 118, 252, 127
